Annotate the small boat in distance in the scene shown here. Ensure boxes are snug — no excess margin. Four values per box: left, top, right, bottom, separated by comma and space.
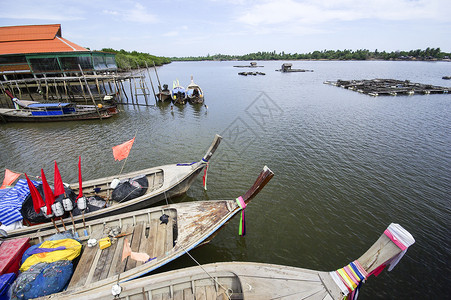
171, 79, 186, 105
6, 166, 274, 299
66, 223, 414, 300
186, 76, 204, 104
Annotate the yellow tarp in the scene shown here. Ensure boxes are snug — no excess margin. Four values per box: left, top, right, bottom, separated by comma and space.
20, 239, 82, 272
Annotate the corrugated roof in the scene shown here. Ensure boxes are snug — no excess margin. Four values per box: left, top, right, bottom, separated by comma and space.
0, 24, 88, 55
0, 24, 61, 42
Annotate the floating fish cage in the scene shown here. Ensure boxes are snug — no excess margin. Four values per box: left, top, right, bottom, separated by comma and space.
324, 79, 450, 96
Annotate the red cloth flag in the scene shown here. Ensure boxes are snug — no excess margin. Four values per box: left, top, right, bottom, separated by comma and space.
0, 169, 21, 189
77, 156, 83, 199
25, 173, 45, 214
112, 138, 135, 161
54, 161, 65, 197
41, 169, 55, 214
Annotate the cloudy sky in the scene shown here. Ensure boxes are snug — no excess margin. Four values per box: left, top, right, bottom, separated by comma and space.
0, 0, 450, 57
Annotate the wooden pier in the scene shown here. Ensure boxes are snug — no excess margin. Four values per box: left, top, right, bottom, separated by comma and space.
324, 78, 450, 96
0, 71, 154, 108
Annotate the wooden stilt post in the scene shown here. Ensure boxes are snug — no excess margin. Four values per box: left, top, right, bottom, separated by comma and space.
78, 77, 88, 104
43, 74, 50, 100
128, 77, 133, 104
23, 80, 34, 101
78, 64, 102, 119
53, 79, 60, 101
145, 62, 158, 103
120, 80, 129, 103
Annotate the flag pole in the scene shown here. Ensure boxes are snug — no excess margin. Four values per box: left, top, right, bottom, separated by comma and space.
118, 129, 138, 176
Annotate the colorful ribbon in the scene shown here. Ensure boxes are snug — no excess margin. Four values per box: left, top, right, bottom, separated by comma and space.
203, 162, 209, 190
235, 196, 246, 236
330, 260, 367, 297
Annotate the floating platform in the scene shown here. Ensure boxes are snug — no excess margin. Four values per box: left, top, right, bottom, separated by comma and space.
238, 72, 266, 76
276, 63, 313, 72
233, 62, 263, 68
324, 78, 450, 96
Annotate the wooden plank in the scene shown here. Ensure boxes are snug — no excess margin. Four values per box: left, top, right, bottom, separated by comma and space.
91, 235, 119, 282
173, 290, 183, 300
136, 222, 149, 267
107, 224, 131, 278
164, 212, 173, 253
85, 247, 103, 286
161, 293, 170, 300
68, 245, 97, 289
183, 288, 194, 300
195, 286, 207, 300
154, 218, 166, 258
125, 222, 145, 271
152, 294, 163, 300
205, 286, 217, 299
146, 217, 159, 259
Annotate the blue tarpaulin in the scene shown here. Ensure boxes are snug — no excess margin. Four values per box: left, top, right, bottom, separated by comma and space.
0, 179, 40, 226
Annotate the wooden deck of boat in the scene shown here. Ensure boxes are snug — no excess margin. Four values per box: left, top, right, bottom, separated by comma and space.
68, 208, 175, 289
114, 273, 240, 300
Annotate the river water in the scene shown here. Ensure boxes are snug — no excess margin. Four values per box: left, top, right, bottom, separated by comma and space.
1, 60, 450, 298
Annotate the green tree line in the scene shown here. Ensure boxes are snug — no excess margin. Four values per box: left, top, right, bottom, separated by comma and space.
101, 48, 171, 70
172, 48, 450, 61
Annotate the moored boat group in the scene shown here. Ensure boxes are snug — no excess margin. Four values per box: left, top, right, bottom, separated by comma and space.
0, 134, 415, 299
157, 76, 204, 105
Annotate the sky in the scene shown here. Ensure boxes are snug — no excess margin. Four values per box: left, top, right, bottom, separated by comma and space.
0, 0, 450, 57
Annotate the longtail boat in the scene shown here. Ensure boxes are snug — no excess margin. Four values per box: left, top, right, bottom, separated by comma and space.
0, 90, 117, 123
7, 166, 274, 299
3, 134, 222, 238
58, 223, 414, 300
186, 76, 204, 104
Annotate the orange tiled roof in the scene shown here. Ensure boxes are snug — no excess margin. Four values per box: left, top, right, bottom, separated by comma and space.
0, 24, 88, 55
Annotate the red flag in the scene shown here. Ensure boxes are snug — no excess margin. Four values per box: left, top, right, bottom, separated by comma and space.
1, 169, 21, 189
77, 156, 83, 199
112, 138, 135, 161
53, 161, 65, 197
41, 169, 54, 215
25, 173, 45, 214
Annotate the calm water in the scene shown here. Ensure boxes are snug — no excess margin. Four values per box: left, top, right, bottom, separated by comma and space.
1, 61, 450, 299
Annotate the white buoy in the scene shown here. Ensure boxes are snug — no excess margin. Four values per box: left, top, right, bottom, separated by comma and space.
111, 284, 122, 297
51, 202, 64, 217
40, 206, 54, 218
62, 198, 73, 211
77, 196, 87, 211
111, 178, 120, 189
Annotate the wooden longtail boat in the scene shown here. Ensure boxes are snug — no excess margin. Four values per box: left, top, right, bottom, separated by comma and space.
59, 223, 414, 300
5, 134, 222, 238
171, 80, 187, 105
9, 166, 274, 299
186, 76, 204, 104
0, 90, 117, 123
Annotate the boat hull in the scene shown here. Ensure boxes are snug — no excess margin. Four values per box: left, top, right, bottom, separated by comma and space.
0, 108, 112, 123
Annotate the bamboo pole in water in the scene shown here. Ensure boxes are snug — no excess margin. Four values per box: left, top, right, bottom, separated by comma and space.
145, 61, 158, 103
78, 64, 102, 119
120, 80, 129, 103
78, 77, 88, 104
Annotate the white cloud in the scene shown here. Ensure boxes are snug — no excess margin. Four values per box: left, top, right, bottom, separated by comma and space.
236, 0, 450, 26
101, 2, 158, 23
0, 1, 84, 21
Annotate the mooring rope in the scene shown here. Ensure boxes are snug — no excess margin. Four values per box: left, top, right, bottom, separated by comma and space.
181, 246, 233, 300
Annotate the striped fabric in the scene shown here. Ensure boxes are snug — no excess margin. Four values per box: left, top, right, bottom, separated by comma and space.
330, 260, 367, 296
0, 179, 40, 225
